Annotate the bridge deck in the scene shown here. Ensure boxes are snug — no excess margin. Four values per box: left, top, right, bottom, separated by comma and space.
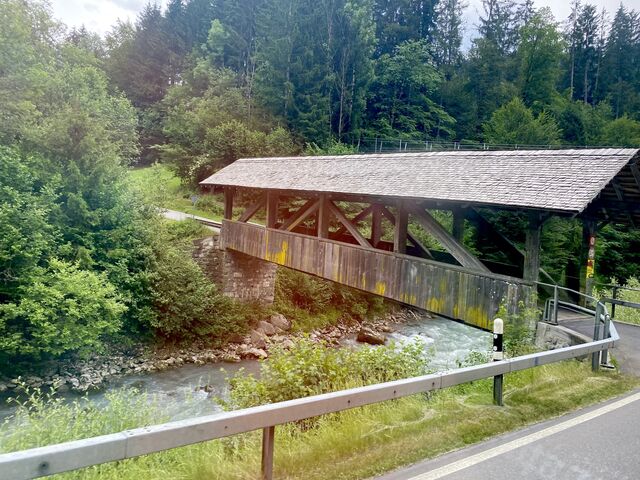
222, 220, 535, 330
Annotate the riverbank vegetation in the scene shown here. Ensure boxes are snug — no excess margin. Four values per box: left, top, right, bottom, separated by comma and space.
1, 345, 635, 479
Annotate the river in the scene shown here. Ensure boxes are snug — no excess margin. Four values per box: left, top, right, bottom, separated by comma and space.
0, 315, 490, 423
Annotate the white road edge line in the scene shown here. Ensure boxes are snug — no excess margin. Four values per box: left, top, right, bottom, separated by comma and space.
409, 391, 640, 480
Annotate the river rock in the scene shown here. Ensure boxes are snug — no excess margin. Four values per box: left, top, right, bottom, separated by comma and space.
245, 348, 268, 360
250, 329, 268, 349
269, 314, 291, 332
228, 332, 245, 343
357, 327, 386, 345
258, 320, 277, 336
221, 353, 241, 363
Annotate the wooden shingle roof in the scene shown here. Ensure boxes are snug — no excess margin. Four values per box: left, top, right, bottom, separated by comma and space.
201, 148, 640, 222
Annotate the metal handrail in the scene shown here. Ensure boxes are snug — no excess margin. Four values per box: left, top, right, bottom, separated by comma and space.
0, 317, 619, 480
535, 280, 615, 369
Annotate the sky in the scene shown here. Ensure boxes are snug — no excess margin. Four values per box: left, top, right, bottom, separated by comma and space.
51, 0, 640, 37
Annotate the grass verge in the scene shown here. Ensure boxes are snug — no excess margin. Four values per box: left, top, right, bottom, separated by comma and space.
596, 278, 640, 326
129, 164, 224, 221
1, 360, 635, 479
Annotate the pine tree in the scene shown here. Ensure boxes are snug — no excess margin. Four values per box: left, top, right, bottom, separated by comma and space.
373, 0, 441, 57
602, 5, 637, 117
574, 4, 600, 104
517, 8, 562, 108
433, 0, 466, 70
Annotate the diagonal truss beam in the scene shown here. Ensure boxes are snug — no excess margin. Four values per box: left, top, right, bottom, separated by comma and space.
279, 198, 320, 231
327, 201, 372, 248
630, 162, 640, 190
468, 208, 557, 283
238, 193, 266, 223
611, 179, 636, 228
408, 204, 490, 272
334, 205, 373, 237
380, 206, 434, 259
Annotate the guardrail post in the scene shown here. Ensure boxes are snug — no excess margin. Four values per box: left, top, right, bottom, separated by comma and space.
591, 304, 602, 372
553, 284, 559, 324
492, 318, 504, 406
601, 313, 611, 367
612, 287, 618, 319
261, 426, 275, 480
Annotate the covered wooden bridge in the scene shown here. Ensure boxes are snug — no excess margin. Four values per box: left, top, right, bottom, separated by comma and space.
201, 149, 640, 330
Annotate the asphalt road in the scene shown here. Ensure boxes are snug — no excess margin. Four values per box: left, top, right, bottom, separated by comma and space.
161, 208, 220, 231
376, 390, 640, 480
561, 318, 640, 374
376, 318, 640, 480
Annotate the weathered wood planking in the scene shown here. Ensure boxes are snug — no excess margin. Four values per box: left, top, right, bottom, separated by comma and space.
222, 220, 535, 330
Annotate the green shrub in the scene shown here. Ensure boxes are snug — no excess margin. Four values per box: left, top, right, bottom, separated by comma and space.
0, 259, 126, 358
148, 240, 248, 343
496, 300, 540, 357
226, 337, 430, 409
163, 218, 210, 241
274, 268, 388, 331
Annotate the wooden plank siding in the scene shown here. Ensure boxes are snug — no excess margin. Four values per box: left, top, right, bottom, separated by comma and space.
222, 220, 535, 330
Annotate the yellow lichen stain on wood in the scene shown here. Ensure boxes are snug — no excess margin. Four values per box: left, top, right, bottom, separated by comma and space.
266, 239, 288, 265
464, 305, 490, 330
401, 292, 417, 305
361, 272, 367, 289
426, 296, 444, 313
375, 281, 386, 296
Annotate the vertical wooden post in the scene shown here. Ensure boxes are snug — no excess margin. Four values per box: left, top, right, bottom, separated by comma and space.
317, 195, 330, 238
266, 191, 278, 229
371, 204, 383, 247
394, 201, 408, 254
223, 187, 234, 220
261, 426, 275, 480
452, 208, 465, 243
581, 219, 597, 302
523, 212, 543, 282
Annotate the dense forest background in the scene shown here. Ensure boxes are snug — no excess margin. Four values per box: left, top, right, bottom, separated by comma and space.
98, 0, 640, 173
1, 0, 640, 364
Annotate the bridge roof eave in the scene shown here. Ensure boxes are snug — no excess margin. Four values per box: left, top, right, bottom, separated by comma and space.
206, 184, 577, 216
200, 148, 640, 223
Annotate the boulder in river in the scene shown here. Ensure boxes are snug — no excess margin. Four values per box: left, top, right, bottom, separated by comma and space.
250, 329, 268, 349
269, 314, 292, 332
221, 353, 241, 363
258, 320, 277, 336
244, 348, 268, 359
357, 327, 386, 345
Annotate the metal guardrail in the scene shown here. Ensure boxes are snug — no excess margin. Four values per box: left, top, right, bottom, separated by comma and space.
0, 315, 619, 480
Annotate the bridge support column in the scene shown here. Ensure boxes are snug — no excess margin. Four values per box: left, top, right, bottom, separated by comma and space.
452, 208, 466, 243
394, 201, 408, 254
224, 187, 234, 220
192, 236, 276, 304
580, 219, 597, 304
371, 204, 383, 247
523, 212, 543, 282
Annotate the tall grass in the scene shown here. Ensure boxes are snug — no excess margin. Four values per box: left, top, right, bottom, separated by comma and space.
1, 359, 635, 479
